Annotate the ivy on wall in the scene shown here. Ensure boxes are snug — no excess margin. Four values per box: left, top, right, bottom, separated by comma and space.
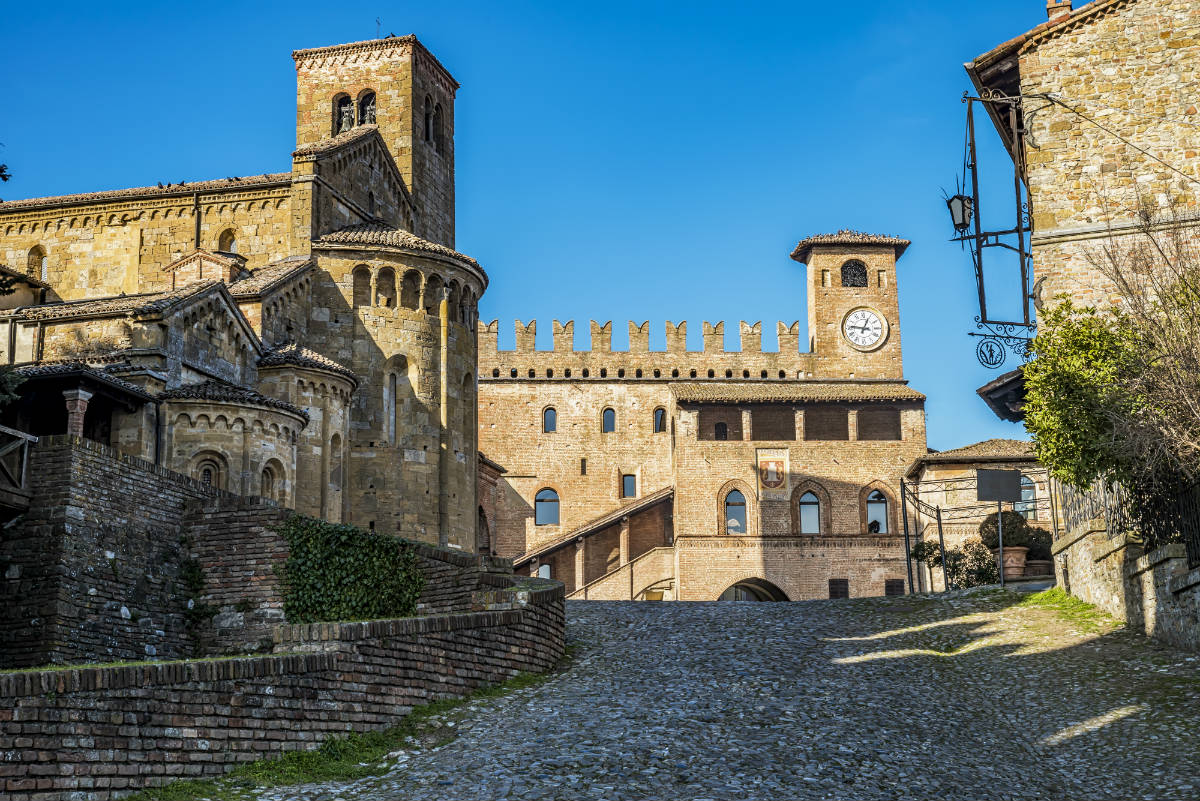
274, 516, 425, 624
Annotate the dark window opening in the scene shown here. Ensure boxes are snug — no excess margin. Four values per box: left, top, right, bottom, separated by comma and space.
334, 94, 354, 135
358, 91, 377, 125
580, 458, 587, 475
715, 422, 728, 441
653, 408, 667, 433
841, 260, 868, 287
858, 407, 902, 441
543, 407, 557, 433
751, 406, 796, 441
885, 579, 906, 597
804, 407, 849, 441
829, 579, 850, 599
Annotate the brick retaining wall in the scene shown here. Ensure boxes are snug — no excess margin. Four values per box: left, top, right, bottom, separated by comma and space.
0, 582, 564, 801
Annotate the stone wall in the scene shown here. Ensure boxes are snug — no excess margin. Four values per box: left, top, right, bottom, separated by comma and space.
0, 581, 564, 801
1055, 527, 1200, 652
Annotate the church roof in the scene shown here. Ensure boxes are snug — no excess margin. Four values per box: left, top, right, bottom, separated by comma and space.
228, 256, 313, 298
258, 343, 357, 383
313, 223, 481, 270
293, 125, 380, 157
159, 380, 309, 422
0, 282, 218, 321
13, 361, 156, 402
905, 438, 1037, 478
0, 264, 51, 290
0, 174, 291, 212
672, 381, 925, 404
790, 230, 911, 264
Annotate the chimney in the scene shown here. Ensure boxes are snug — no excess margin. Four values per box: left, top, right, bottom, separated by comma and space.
1047, 0, 1072, 21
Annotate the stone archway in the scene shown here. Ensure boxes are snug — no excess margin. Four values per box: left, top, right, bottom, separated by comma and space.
717, 577, 789, 602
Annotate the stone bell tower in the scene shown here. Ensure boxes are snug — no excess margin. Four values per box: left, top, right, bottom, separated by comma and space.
292, 36, 458, 247
791, 230, 911, 380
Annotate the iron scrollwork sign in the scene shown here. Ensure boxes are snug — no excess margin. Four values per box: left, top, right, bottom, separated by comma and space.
969, 317, 1035, 369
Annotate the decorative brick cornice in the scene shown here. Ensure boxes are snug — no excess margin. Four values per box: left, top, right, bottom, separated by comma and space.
292, 35, 459, 90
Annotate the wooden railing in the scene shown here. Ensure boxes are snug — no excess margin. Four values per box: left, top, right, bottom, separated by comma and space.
0, 424, 38, 509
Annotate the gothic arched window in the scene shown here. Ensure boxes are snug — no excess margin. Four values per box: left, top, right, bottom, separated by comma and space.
724, 490, 747, 535
358, 91, 376, 125
866, 489, 888, 533
798, 491, 821, 534
841, 259, 868, 287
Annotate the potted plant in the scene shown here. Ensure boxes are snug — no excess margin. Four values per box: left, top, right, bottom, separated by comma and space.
1024, 527, 1053, 577
979, 510, 1031, 580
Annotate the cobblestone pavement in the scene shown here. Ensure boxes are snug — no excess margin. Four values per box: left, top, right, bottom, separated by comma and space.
261, 590, 1200, 800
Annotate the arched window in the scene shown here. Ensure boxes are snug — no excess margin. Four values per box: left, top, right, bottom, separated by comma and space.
798, 491, 821, 534
653, 408, 666, 433
261, 466, 275, 499
535, 489, 559, 526
368, 191, 376, 216
1017, 476, 1038, 520
376, 267, 396, 307
866, 490, 888, 533
201, 466, 214, 486
387, 373, 398, 442
424, 274, 443, 315
352, 265, 372, 307
724, 490, 747, 535
329, 434, 343, 492
543, 407, 557, 433
358, 91, 376, 125
27, 245, 46, 279
423, 95, 434, 142
196, 460, 221, 489
333, 94, 354, 135
400, 270, 421, 310
433, 103, 445, 154
218, 229, 237, 254
601, 407, 615, 433
714, 421, 728, 441
841, 259, 868, 287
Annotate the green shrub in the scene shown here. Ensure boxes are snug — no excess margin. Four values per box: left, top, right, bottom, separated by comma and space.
909, 538, 999, 589
1026, 527, 1052, 561
274, 516, 425, 624
978, 510, 1031, 549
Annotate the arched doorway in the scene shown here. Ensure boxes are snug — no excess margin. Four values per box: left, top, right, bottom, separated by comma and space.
717, 578, 789, 602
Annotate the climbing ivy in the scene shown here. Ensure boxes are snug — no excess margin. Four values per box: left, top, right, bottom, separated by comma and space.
274, 516, 425, 624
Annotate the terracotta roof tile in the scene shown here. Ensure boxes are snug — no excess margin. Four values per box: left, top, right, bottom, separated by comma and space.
292, 125, 379, 157
313, 222, 480, 269
0, 264, 51, 290
925, 438, 1035, 461
672, 382, 925, 404
13, 362, 154, 400
1, 282, 218, 321
228, 256, 313, 298
258, 343, 356, 382
159, 380, 308, 422
0, 174, 291, 212
790, 230, 911, 264
968, 0, 1136, 72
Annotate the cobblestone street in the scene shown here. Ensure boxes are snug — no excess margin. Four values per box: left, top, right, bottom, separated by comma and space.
263, 590, 1200, 800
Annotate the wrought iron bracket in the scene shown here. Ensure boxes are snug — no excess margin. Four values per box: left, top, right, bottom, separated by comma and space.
968, 317, 1035, 369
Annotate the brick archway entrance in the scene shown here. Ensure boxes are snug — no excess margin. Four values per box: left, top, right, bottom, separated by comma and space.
717, 578, 789, 602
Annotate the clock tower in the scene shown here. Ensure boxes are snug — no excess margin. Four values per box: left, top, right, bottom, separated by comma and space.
790, 231, 910, 380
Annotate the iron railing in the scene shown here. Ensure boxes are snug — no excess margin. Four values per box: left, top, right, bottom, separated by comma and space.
1052, 477, 1132, 543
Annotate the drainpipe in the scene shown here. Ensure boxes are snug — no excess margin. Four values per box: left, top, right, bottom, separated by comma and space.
437, 286, 450, 547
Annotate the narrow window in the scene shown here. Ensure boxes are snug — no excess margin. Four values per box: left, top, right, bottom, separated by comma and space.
798, 491, 820, 534
621, 474, 636, 499
714, 422, 728, 441
1017, 476, 1038, 521
840, 259, 868, 287
433, 103, 445, 154
580, 458, 587, 475
653, 408, 666, 433
829, 579, 850, 599
334, 94, 354, 135
724, 490, 747, 535
867, 490, 888, 533
352, 265, 372, 307
602, 407, 615, 433
27, 245, 46, 278
218, 229, 237, 254
387, 373, 398, 442
261, 467, 274, 498
537, 564, 551, 579
368, 191, 376, 216
358, 91, 377, 125
423, 95, 434, 142
885, 579, 906, 597
543, 407, 557, 433
534, 489, 559, 526
201, 467, 213, 486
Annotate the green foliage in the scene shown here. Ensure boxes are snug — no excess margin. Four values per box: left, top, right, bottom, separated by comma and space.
179, 558, 216, 638
1026, 527, 1052, 561
978, 511, 1032, 549
910, 538, 999, 589
1024, 299, 1143, 488
274, 516, 425, 624
1016, 587, 1115, 634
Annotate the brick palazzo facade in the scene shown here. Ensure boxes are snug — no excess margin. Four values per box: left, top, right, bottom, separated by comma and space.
478, 233, 930, 601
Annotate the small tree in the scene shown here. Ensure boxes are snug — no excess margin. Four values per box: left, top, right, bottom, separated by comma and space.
978, 510, 1032, 550
910, 538, 1000, 589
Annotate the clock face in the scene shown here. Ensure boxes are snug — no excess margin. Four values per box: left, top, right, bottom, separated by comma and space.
843, 308, 885, 350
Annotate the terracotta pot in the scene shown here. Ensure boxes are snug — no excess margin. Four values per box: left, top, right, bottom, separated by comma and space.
1024, 559, 1053, 578
993, 546, 1029, 581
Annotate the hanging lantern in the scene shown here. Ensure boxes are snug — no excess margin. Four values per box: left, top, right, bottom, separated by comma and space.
947, 194, 974, 233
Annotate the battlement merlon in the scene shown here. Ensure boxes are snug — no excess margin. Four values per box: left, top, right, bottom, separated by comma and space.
475, 320, 814, 358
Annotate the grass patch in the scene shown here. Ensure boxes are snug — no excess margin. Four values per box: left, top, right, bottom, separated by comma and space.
1016, 587, 1117, 634
0, 653, 298, 676
127, 656, 571, 801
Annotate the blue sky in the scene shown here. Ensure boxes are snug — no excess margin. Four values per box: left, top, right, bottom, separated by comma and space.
0, 0, 1046, 450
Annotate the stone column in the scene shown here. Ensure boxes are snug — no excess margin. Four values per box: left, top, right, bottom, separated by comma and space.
62, 389, 93, 439
619, 516, 631, 567
574, 539, 586, 594
848, 407, 859, 441
740, 407, 752, 441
